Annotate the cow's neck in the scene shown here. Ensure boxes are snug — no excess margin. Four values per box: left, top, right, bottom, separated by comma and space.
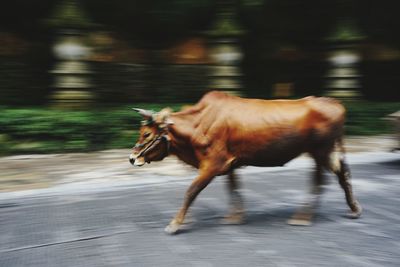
166, 113, 200, 168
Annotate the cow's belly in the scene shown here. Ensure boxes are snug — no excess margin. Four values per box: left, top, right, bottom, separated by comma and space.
241, 148, 303, 167
233, 134, 308, 167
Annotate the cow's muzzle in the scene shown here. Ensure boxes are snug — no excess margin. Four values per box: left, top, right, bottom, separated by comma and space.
129, 154, 145, 167
129, 154, 135, 165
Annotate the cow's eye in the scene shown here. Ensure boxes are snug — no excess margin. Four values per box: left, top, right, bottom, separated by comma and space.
143, 132, 151, 138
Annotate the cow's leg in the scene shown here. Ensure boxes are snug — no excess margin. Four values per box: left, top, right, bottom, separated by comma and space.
165, 167, 217, 235
329, 153, 362, 218
220, 170, 245, 224
288, 158, 325, 226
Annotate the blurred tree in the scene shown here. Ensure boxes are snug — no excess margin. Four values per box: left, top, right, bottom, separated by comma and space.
0, 1, 55, 105
355, 0, 400, 100
238, 0, 338, 47
356, 0, 400, 46
81, 0, 217, 48
238, 0, 338, 98
0, 0, 56, 37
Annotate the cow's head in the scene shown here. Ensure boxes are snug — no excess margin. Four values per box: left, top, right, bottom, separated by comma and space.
129, 108, 173, 166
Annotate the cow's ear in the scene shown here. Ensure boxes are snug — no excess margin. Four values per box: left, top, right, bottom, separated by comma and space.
155, 108, 174, 127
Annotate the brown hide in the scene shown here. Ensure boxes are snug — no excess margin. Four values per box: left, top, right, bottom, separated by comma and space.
168, 91, 345, 172
131, 91, 361, 234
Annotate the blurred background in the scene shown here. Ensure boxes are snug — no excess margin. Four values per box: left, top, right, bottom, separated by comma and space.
1, 2, 400, 265
1, 0, 400, 155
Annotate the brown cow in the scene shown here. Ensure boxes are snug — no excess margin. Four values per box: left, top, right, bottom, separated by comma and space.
129, 91, 362, 234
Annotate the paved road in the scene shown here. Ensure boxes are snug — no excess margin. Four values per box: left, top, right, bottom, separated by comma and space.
0, 153, 399, 267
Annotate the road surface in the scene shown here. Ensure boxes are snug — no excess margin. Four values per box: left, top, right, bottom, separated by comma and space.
0, 152, 399, 267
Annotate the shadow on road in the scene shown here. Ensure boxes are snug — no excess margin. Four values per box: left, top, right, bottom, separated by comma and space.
173, 206, 342, 234
377, 158, 400, 167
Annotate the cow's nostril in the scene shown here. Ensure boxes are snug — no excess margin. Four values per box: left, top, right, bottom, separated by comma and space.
129, 155, 135, 165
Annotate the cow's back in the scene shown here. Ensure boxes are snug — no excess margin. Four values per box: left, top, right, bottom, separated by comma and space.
195, 92, 343, 133
203, 92, 344, 166
204, 93, 344, 136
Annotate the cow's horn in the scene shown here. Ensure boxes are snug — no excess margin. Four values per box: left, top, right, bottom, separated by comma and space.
132, 108, 154, 118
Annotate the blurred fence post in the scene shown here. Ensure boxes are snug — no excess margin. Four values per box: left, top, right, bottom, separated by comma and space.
46, 0, 95, 108
324, 19, 365, 99
207, 2, 244, 96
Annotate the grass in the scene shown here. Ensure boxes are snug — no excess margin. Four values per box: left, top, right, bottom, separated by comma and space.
343, 101, 400, 135
0, 101, 399, 155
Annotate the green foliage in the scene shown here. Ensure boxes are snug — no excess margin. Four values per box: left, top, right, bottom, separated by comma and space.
343, 101, 400, 135
0, 101, 399, 155
0, 104, 184, 155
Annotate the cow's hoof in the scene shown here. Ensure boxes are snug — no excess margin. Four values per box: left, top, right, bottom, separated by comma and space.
164, 223, 180, 235
220, 214, 245, 225
287, 218, 312, 226
346, 204, 363, 219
